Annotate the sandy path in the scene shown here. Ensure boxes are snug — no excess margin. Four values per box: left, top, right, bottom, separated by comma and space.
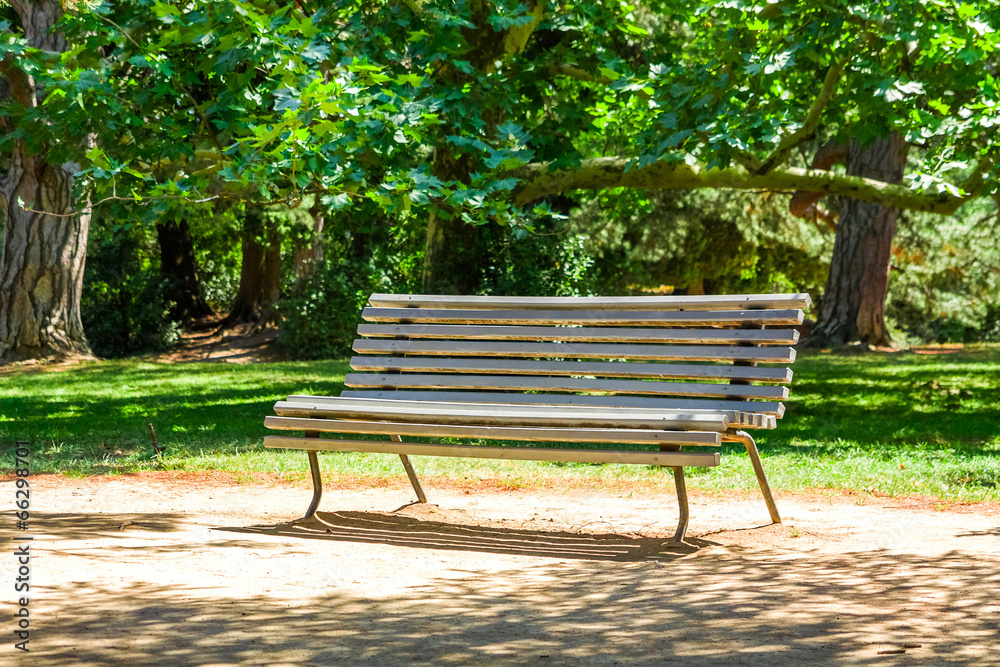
8, 473, 1000, 665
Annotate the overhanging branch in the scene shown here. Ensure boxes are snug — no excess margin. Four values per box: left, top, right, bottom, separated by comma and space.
757, 56, 849, 174
513, 157, 977, 215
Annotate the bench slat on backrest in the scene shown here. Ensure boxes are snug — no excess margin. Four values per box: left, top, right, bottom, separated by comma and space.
343, 373, 789, 400
368, 293, 811, 311
334, 391, 784, 421
357, 324, 799, 345
362, 307, 804, 326
349, 356, 793, 383
342, 293, 803, 432
353, 339, 796, 363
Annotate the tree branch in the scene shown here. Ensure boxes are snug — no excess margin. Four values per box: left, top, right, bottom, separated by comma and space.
959, 150, 998, 197
513, 156, 977, 215
757, 56, 849, 174
544, 62, 652, 102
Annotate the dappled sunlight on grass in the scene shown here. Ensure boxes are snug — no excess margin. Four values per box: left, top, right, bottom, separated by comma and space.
2, 347, 999, 500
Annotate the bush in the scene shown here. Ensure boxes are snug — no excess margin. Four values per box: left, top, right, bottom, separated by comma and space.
278, 257, 376, 359
278, 205, 421, 359
81, 222, 181, 358
887, 200, 1000, 343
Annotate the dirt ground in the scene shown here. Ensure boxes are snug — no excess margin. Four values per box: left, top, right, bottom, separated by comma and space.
7, 336, 998, 664
10, 471, 999, 666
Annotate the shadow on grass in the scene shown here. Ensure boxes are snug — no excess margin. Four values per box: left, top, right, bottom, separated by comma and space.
0, 359, 351, 450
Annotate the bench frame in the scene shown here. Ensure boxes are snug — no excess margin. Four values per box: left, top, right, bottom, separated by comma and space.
281, 428, 775, 543
265, 292, 804, 543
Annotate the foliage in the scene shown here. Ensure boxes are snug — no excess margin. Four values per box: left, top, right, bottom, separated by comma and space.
185, 206, 242, 311
887, 198, 1000, 342
482, 225, 598, 297
572, 188, 831, 299
278, 200, 422, 358
81, 219, 181, 358
2, 0, 997, 221
278, 255, 381, 359
3, 0, 1000, 359
2, 348, 999, 501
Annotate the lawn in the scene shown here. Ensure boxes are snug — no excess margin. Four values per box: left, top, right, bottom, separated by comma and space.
2, 346, 999, 501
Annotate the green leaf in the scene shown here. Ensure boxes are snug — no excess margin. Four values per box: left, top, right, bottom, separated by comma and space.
662, 129, 693, 149
322, 193, 351, 211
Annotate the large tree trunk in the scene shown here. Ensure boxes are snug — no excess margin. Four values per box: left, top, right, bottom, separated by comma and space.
220, 207, 281, 327
808, 132, 909, 347
0, 157, 92, 361
0, 0, 93, 362
156, 218, 213, 326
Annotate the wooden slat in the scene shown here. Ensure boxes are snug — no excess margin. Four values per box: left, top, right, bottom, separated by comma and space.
349, 356, 793, 383
356, 323, 799, 345
264, 436, 722, 466
264, 416, 723, 446
344, 373, 789, 400
335, 390, 786, 420
368, 293, 812, 311
311, 393, 768, 428
273, 399, 731, 431
353, 339, 796, 363
331, 393, 774, 430
332, 393, 773, 430
363, 307, 804, 326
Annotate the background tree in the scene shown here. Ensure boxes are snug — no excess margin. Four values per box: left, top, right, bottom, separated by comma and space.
156, 215, 213, 325
0, 0, 92, 361
3, 0, 999, 361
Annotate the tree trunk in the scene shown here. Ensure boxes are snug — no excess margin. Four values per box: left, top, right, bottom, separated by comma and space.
156, 218, 213, 326
421, 150, 490, 294
808, 132, 909, 347
0, 158, 92, 361
0, 0, 93, 362
420, 4, 542, 293
291, 207, 324, 288
220, 207, 281, 327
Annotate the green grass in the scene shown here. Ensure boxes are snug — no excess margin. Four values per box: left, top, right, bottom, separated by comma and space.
2, 346, 999, 501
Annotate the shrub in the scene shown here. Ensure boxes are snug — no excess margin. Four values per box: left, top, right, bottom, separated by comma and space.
82, 222, 181, 358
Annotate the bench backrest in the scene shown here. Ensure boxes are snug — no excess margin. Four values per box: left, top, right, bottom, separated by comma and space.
328, 293, 809, 431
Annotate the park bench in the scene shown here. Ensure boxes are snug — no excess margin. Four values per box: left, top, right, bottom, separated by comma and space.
263, 292, 809, 542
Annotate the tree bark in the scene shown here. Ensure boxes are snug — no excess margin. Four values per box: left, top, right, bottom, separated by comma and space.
220, 207, 281, 327
0, 157, 92, 361
0, 0, 93, 362
291, 206, 324, 288
808, 132, 909, 347
156, 218, 213, 326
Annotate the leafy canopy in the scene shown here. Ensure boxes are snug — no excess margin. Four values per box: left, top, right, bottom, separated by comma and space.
2, 0, 997, 222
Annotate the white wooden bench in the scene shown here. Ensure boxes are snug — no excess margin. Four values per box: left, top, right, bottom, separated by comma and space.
264, 292, 809, 542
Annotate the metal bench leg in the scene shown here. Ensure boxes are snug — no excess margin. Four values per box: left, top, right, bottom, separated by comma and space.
394, 435, 428, 503
304, 450, 323, 520
671, 466, 690, 543
732, 430, 781, 524
661, 444, 689, 543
